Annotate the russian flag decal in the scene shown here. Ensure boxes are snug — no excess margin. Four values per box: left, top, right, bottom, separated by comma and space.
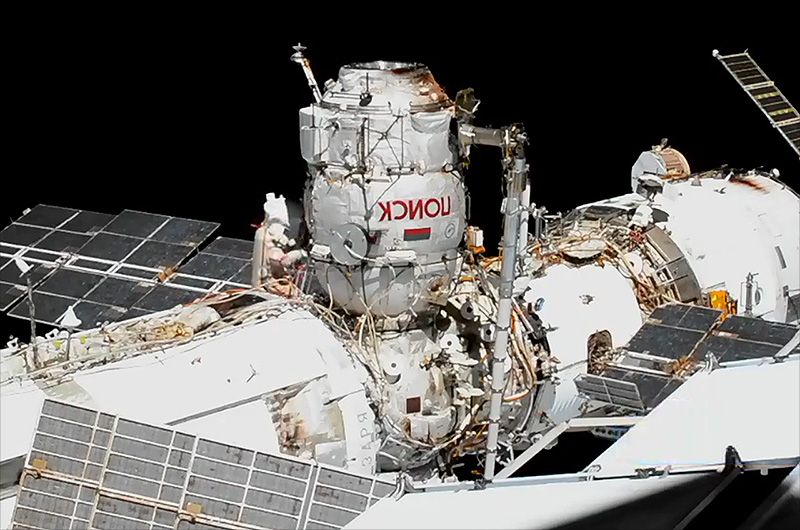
404, 227, 431, 241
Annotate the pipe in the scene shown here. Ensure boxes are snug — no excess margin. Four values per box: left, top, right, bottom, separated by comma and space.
485, 127, 528, 481
26, 275, 38, 367
518, 178, 531, 255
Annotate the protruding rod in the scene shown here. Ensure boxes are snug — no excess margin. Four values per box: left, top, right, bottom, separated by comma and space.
26, 275, 38, 366
744, 272, 757, 317
290, 43, 322, 103
485, 127, 528, 482
518, 178, 531, 255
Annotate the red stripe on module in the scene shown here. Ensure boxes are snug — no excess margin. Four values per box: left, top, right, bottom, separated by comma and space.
404, 227, 431, 240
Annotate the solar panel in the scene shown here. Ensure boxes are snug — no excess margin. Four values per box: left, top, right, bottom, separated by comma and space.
693, 314, 800, 363
229, 262, 252, 285
717, 315, 798, 344
716, 50, 800, 158
575, 373, 646, 411
72, 300, 127, 329
622, 303, 723, 361
36, 269, 105, 300
0, 260, 56, 313
103, 209, 170, 238
624, 323, 706, 360
78, 232, 143, 262
124, 240, 194, 269
203, 237, 254, 260
179, 253, 249, 283
0, 223, 50, 247
33, 230, 91, 253
578, 304, 800, 411
83, 277, 153, 308
647, 304, 721, 332
9, 292, 75, 327
575, 369, 682, 411
151, 217, 219, 246
166, 274, 218, 290
0, 260, 52, 287
12, 400, 393, 530
133, 285, 202, 313
0, 282, 26, 312
17, 204, 79, 228
1, 206, 236, 329
59, 210, 114, 234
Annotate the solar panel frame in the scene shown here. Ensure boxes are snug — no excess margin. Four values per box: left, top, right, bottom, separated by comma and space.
647, 304, 721, 332
103, 209, 170, 239
32, 230, 91, 254
8, 291, 76, 327
716, 51, 800, 158
178, 252, 249, 285
0, 281, 26, 312
83, 277, 153, 309
574, 374, 646, 411
36, 269, 106, 300
0, 260, 52, 287
0, 223, 51, 247
150, 217, 220, 247
78, 232, 144, 262
202, 237, 254, 260
0, 259, 57, 314
59, 210, 114, 234
1, 206, 236, 330
123, 240, 194, 270
16, 205, 79, 228
12, 400, 393, 530
72, 300, 127, 330
132, 284, 203, 313
624, 323, 706, 360
693, 335, 782, 363
717, 314, 798, 345
576, 368, 682, 411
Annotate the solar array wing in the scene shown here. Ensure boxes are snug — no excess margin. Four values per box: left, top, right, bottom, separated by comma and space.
0, 206, 253, 330
624, 304, 722, 361
715, 50, 800, 158
12, 399, 393, 530
576, 303, 800, 411
694, 315, 800, 363
165, 236, 253, 292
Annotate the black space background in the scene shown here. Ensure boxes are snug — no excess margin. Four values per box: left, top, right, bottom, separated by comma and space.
1, 20, 798, 338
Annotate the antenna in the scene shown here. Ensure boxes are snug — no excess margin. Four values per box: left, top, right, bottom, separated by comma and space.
13, 257, 38, 365
290, 43, 323, 103
714, 49, 800, 159
57, 305, 82, 361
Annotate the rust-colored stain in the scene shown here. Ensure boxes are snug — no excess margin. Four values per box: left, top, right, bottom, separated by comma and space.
668, 355, 695, 377
730, 175, 768, 193
157, 266, 178, 282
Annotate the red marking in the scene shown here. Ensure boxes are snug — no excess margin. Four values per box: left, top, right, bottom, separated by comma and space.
441, 196, 451, 216
378, 196, 453, 222
379, 202, 392, 221
404, 227, 432, 241
409, 199, 424, 220
424, 198, 440, 217
395, 201, 409, 220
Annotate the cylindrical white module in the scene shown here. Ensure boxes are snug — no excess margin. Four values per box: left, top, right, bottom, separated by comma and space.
523, 147, 800, 424
299, 62, 467, 316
